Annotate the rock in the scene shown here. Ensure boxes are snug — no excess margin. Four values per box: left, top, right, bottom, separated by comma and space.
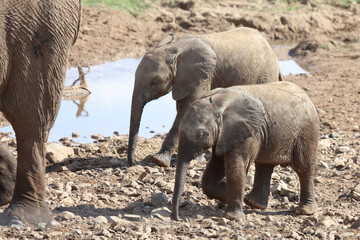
150, 207, 171, 220
218, 217, 229, 225
46, 220, 62, 229
318, 160, 329, 169
352, 184, 360, 201
125, 199, 144, 211
80, 143, 99, 152
46, 143, 74, 163
333, 157, 346, 169
94, 216, 108, 224
351, 218, 360, 228
59, 211, 75, 220
151, 193, 168, 207
91, 134, 102, 140
314, 228, 326, 239
318, 138, 333, 150
319, 216, 337, 228
270, 180, 288, 194
335, 146, 350, 154
123, 214, 141, 221
72, 132, 80, 138
329, 132, 340, 139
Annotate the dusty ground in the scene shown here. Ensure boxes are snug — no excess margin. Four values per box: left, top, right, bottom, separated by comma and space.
1, 0, 360, 239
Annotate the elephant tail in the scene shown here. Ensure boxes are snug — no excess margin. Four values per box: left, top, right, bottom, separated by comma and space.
278, 72, 284, 81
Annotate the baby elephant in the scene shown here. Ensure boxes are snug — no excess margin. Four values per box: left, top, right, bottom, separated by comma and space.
0, 143, 16, 206
172, 81, 319, 220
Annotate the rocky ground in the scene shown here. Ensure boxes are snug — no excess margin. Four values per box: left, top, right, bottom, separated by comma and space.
1, 0, 360, 239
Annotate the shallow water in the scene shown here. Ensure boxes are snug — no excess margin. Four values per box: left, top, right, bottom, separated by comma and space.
0, 58, 307, 143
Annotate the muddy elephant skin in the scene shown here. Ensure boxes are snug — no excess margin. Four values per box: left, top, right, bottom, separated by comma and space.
0, 0, 82, 225
128, 27, 283, 167
172, 81, 319, 220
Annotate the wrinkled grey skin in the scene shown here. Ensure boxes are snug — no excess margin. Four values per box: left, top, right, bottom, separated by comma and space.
172, 82, 319, 220
128, 27, 283, 167
0, 143, 16, 206
0, 0, 81, 225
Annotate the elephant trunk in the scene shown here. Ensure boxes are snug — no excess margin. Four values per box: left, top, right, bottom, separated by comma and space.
171, 140, 195, 220
171, 158, 190, 221
127, 97, 145, 166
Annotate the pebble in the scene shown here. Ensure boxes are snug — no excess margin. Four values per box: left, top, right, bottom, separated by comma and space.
151, 193, 168, 207
94, 215, 108, 224
218, 217, 229, 225
59, 211, 76, 220
72, 132, 80, 138
335, 146, 350, 154
123, 214, 142, 221
319, 216, 337, 228
46, 220, 62, 229
91, 134, 102, 140
46, 142, 74, 163
351, 218, 360, 228
150, 207, 171, 220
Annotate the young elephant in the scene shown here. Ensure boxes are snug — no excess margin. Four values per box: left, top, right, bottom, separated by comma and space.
171, 81, 319, 220
128, 27, 283, 167
0, 143, 16, 206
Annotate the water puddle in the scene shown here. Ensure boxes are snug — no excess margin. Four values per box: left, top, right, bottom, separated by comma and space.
0, 56, 307, 143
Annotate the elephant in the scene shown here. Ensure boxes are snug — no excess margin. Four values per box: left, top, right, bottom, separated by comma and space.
0, 143, 16, 206
127, 27, 283, 167
171, 81, 319, 220
0, 0, 82, 225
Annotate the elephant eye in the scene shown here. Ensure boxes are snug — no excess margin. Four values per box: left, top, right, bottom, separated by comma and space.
150, 79, 159, 87
196, 130, 207, 140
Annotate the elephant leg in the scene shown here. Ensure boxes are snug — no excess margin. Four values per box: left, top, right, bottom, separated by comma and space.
222, 151, 250, 220
1, 132, 52, 225
150, 96, 198, 167
201, 154, 226, 203
244, 163, 274, 209
292, 140, 318, 215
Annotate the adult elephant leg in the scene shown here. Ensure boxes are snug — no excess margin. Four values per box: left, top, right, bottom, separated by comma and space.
2, 130, 51, 224
202, 154, 226, 203
244, 163, 274, 209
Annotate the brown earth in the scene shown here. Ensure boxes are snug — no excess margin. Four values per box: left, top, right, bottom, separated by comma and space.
1, 0, 360, 239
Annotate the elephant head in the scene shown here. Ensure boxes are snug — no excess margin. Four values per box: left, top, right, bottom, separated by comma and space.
0, 143, 17, 206
171, 88, 265, 220
127, 34, 217, 165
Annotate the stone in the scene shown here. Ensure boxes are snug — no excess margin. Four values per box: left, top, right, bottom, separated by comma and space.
335, 146, 350, 154
125, 199, 144, 211
318, 138, 333, 150
72, 132, 80, 138
218, 217, 229, 225
94, 216, 108, 224
150, 207, 171, 220
351, 218, 360, 228
270, 180, 288, 194
151, 193, 168, 207
123, 214, 141, 221
80, 143, 99, 152
59, 211, 75, 220
91, 134, 102, 140
46, 220, 62, 229
46, 142, 74, 163
319, 216, 337, 228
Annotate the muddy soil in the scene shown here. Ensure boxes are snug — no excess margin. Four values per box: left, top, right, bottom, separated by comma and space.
1, 0, 360, 239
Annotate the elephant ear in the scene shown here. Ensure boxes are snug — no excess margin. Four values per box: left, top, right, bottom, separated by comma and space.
215, 90, 266, 156
171, 38, 217, 101
156, 33, 175, 48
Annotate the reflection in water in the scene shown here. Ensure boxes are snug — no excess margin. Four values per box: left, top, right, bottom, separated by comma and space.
73, 95, 90, 118
0, 58, 308, 143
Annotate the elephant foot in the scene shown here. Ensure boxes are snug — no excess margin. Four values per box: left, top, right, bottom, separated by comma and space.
295, 201, 318, 215
223, 209, 245, 221
149, 151, 172, 168
244, 194, 268, 210
0, 201, 51, 225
